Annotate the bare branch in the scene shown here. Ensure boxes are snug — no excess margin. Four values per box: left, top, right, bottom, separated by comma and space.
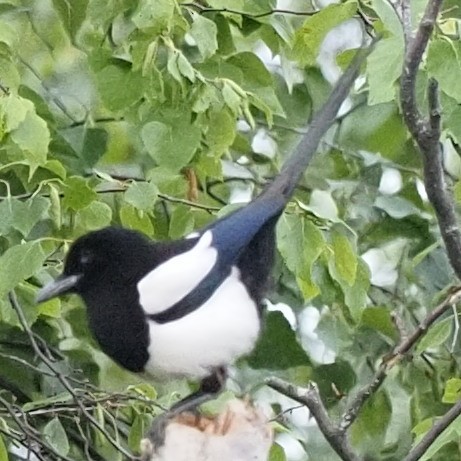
8, 291, 138, 460
400, 0, 443, 134
266, 377, 362, 461
0, 393, 74, 461
399, 0, 461, 279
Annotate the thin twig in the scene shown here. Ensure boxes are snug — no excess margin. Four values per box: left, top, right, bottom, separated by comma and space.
66, 116, 123, 128
0, 186, 221, 213
0, 426, 48, 461
269, 287, 461, 459
266, 378, 362, 461
8, 291, 137, 460
182, 2, 317, 18
0, 394, 74, 461
341, 286, 461, 430
18, 57, 79, 123
403, 399, 461, 461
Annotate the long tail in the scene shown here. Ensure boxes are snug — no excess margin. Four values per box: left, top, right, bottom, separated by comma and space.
261, 38, 378, 202
209, 39, 378, 255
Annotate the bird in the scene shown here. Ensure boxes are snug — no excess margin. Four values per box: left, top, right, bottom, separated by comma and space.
36, 44, 373, 434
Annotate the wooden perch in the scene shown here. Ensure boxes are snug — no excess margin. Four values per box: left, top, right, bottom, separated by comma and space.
141, 399, 273, 461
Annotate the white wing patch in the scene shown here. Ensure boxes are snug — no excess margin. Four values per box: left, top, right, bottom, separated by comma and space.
137, 231, 217, 315
145, 267, 260, 379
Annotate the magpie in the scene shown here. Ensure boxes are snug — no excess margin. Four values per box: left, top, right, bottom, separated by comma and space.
36, 44, 373, 423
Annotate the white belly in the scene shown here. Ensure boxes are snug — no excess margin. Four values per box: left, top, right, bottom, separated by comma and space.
145, 268, 260, 379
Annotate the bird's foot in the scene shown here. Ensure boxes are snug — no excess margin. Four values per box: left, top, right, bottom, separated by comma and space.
143, 369, 227, 454
146, 411, 171, 449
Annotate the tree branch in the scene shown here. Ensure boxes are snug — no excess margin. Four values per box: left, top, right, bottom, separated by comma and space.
8, 291, 138, 460
341, 286, 461, 430
268, 287, 461, 460
266, 377, 362, 461
399, 0, 461, 279
0, 393, 74, 461
403, 399, 461, 461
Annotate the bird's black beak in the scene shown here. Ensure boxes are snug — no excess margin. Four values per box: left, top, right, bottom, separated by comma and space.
36, 274, 81, 303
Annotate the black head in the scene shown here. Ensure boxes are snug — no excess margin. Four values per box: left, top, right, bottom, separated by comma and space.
36, 227, 154, 302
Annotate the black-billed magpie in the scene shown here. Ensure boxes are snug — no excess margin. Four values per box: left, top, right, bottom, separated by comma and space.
36, 44, 373, 421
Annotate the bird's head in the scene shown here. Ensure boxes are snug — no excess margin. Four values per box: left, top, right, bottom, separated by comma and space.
36, 227, 153, 303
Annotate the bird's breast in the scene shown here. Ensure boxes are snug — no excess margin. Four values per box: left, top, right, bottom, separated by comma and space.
144, 267, 261, 379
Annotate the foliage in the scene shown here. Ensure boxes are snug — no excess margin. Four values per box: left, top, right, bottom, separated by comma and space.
0, 0, 460, 460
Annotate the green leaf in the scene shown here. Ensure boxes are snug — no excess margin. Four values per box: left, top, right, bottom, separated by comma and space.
416, 415, 461, 461
0, 56, 20, 91
10, 110, 50, 170
96, 65, 144, 111
48, 183, 62, 229
52, 0, 88, 39
192, 83, 219, 113
10, 196, 50, 237
125, 181, 159, 211
62, 176, 98, 211
141, 118, 201, 171
168, 205, 194, 239
277, 214, 325, 299
81, 127, 108, 168
222, 82, 243, 114
0, 196, 50, 236
361, 307, 397, 339
269, 443, 287, 461
190, 12, 218, 59
206, 108, 236, 155
416, 318, 453, 353
443, 378, 461, 404
427, 39, 461, 103
75, 201, 113, 231
38, 298, 61, 318
167, 50, 182, 82
367, 37, 403, 105
447, 105, 461, 144
215, 14, 236, 55
412, 418, 434, 438
0, 18, 18, 48
128, 382, 157, 400
120, 204, 154, 235
227, 52, 273, 88
341, 259, 370, 322
132, 0, 175, 31
371, 0, 404, 37
351, 389, 391, 442
128, 414, 150, 452
292, 2, 357, 66
0, 434, 7, 461
339, 101, 410, 161
248, 311, 311, 369
331, 230, 357, 286
176, 52, 195, 82
374, 195, 421, 219
1, 93, 33, 131
43, 417, 69, 456
0, 241, 46, 298
22, 393, 73, 412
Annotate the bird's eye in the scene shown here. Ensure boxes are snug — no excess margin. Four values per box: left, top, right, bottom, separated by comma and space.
79, 250, 93, 266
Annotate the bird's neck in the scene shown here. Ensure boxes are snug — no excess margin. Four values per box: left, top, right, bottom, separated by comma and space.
83, 284, 150, 373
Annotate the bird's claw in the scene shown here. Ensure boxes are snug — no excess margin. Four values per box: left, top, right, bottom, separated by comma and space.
146, 412, 171, 450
